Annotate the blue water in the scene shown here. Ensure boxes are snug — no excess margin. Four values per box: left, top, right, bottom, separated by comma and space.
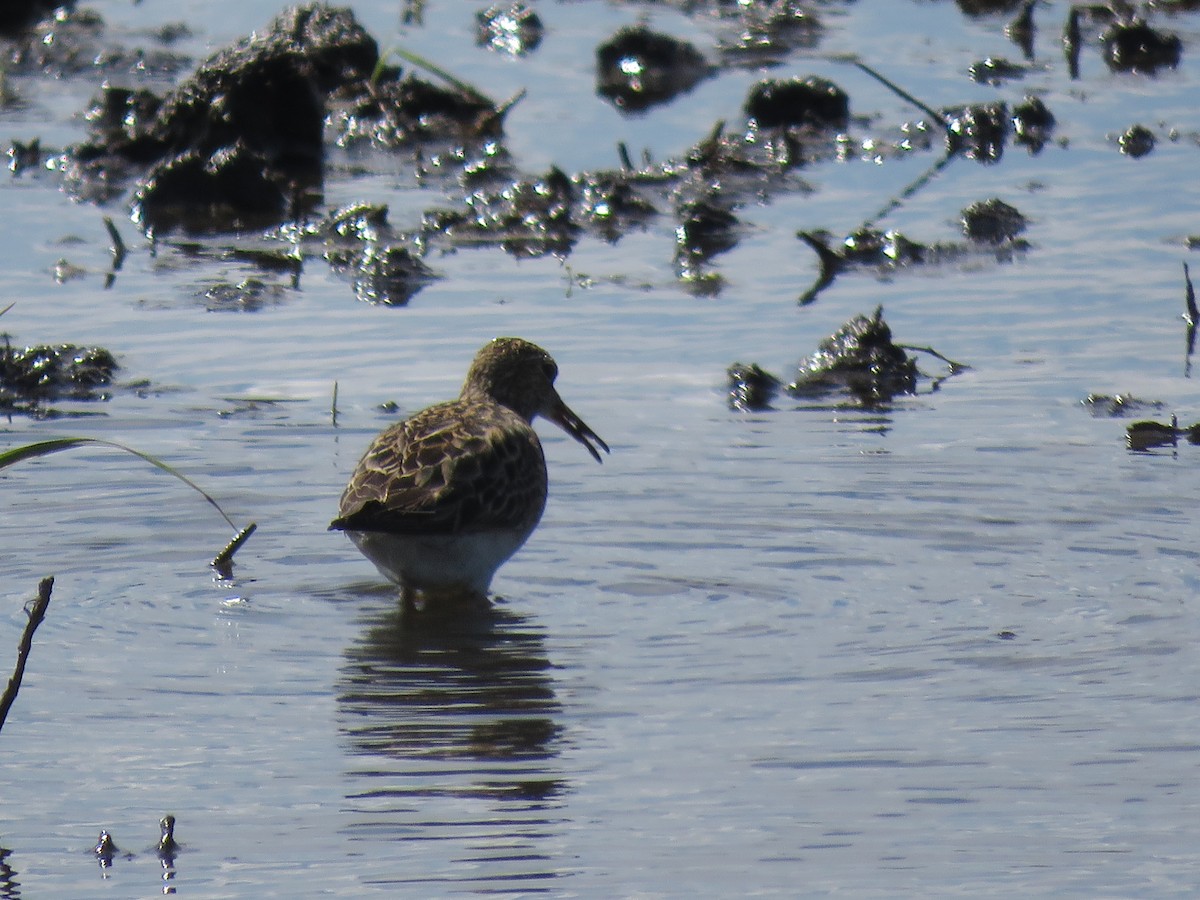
2, 0, 1200, 895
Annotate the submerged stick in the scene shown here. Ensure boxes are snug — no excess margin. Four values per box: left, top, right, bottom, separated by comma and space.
103, 217, 126, 269
0, 576, 53, 735
851, 61, 947, 127
1184, 262, 1197, 324
898, 343, 971, 374
1184, 262, 1196, 377
212, 523, 258, 579
861, 151, 956, 231
795, 231, 843, 306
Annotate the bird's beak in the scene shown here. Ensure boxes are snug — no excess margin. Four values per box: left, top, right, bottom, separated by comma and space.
548, 396, 609, 463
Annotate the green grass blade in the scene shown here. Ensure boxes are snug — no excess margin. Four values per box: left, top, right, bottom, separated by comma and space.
0, 437, 239, 531
386, 46, 492, 105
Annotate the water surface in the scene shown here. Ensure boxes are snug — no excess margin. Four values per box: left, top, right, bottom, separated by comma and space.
2, 0, 1200, 895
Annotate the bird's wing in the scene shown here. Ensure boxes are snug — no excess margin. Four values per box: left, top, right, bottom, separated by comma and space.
330, 401, 547, 535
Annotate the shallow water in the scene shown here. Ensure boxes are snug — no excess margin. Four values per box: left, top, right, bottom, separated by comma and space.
2, 0, 1200, 895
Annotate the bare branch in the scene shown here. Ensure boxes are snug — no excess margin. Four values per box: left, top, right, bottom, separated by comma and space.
0, 577, 54, 734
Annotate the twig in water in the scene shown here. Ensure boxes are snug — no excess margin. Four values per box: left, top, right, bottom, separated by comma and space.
0, 576, 53, 735
103, 217, 126, 270
898, 344, 971, 374
795, 231, 844, 306
861, 151, 955, 231
493, 88, 526, 119
212, 523, 258, 579
331, 381, 339, 427
1184, 262, 1196, 377
617, 142, 634, 171
1063, 8, 1082, 80
851, 61, 947, 127
1184, 262, 1197, 324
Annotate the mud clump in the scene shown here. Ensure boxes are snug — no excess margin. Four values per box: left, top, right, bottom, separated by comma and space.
476, 3, 543, 56
1126, 417, 1200, 452
945, 102, 1009, 163
0, 0, 61, 36
787, 307, 918, 405
675, 197, 740, 281
719, 2, 823, 64
727, 363, 780, 411
744, 77, 848, 130
1118, 124, 1155, 158
1084, 394, 1164, 418
69, 4, 380, 234
1012, 95, 1055, 152
596, 27, 711, 112
331, 73, 505, 149
5, 6, 189, 78
961, 198, 1027, 245
1, 342, 118, 415
425, 167, 580, 258
131, 144, 293, 235
1103, 19, 1181, 74
327, 245, 437, 307
968, 57, 1025, 85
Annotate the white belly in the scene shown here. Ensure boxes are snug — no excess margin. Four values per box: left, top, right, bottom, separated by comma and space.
346, 526, 534, 598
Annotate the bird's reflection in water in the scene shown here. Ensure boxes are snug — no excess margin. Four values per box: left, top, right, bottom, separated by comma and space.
337, 597, 568, 890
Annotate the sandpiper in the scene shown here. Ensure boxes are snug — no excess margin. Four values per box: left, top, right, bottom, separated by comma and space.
330, 337, 608, 608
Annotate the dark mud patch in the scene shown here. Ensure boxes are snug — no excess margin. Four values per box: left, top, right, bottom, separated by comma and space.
1, 339, 118, 417
729, 307, 966, 411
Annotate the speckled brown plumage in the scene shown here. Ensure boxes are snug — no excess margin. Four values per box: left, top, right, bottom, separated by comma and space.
330, 337, 607, 607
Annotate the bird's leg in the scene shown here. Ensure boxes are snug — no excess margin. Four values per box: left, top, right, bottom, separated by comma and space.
400, 585, 420, 615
